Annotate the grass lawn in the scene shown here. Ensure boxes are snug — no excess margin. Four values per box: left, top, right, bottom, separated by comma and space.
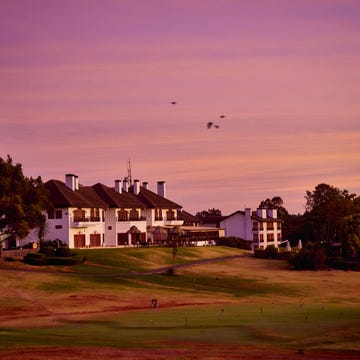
0, 247, 359, 359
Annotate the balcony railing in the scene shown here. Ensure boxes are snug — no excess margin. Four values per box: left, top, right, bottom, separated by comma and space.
73, 216, 102, 222
117, 216, 146, 222
71, 216, 104, 228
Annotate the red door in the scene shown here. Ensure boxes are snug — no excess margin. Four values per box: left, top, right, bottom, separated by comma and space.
90, 234, 101, 247
74, 234, 85, 248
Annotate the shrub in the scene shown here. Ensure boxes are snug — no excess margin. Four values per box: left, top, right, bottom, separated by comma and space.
254, 245, 279, 259
55, 246, 72, 257
264, 245, 279, 259
328, 257, 360, 271
39, 246, 56, 257
23, 252, 48, 266
288, 244, 327, 270
216, 237, 252, 250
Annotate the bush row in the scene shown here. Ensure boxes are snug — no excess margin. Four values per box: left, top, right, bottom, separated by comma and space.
216, 236, 252, 250
23, 251, 85, 266
254, 245, 292, 260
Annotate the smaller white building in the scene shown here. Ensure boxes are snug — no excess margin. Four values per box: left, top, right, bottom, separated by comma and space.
202, 208, 282, 249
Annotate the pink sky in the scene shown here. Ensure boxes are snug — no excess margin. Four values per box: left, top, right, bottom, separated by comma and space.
1, 0, 360, 215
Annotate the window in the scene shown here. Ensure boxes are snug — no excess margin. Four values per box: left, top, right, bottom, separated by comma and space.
73, 208, 86, 222
129, 209, 139, 221
252, 221, 258, 231
155, 208, 162, 221
117, 209, 128, 221
90, 208, 100, 221
267, 222, 274, 231
55, 225, 62, 229
47, 209, 55, 219
166, 209, 175, 221
55, 210, 62, 219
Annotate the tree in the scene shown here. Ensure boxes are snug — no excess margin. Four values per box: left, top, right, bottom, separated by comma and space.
339, 214, 360, 261
195, 208, 222, 219
0, 155, 50, 248
258, 196, 288, 218
304, 183, 356, 247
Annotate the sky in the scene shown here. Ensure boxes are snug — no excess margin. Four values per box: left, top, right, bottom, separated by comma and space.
1, 0, 359, 215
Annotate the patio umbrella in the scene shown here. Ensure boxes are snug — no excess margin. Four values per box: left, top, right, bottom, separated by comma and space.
298, 239, 303, 250
285, 241, 291, 252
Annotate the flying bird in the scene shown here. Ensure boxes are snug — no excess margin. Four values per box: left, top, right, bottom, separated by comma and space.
219, 115, 226, 118
171, 101, 177, 105
207, 122, 219, 129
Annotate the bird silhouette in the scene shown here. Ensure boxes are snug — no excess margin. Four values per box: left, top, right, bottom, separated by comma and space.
207, 122, 220, 129
219, 115, 226, 118
171, 101, 177, 105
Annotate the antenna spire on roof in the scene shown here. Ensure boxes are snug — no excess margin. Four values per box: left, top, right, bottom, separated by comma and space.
127, 157, 132, 186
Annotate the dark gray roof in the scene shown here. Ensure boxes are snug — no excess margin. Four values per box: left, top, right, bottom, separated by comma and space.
130, 185, 182, 209
177, 210, 200, 225
92, 183, 145, 208
45, 180, 108, 208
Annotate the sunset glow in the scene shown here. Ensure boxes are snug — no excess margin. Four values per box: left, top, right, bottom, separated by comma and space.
1, 0, 359, 215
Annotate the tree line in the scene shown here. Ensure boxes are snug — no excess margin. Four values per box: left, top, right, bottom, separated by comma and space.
1, 155, 360, 267
0, 155, 50, 251
197, 185, 360, 267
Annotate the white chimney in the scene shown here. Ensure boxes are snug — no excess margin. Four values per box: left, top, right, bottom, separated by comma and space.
267, 209, 277, 218
123, 177, 129, 192
134, 179, 140, 195
75, 175, 79, 190
157, 181, 166, 198
115, 179, 122, 193
142, 181, 148, 189
65, 174, 76, 191
257, 208, 267, 218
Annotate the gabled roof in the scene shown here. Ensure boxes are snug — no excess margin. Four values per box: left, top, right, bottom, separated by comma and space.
92, 183, 145, 209
130, 185, 182, 209
177, 210, 200, 225
45, 180, 108, 208
222, 210, 245, 220
219, 210, 282, 222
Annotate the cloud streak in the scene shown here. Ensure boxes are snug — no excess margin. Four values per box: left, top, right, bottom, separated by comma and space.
1, 0, 360, 215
